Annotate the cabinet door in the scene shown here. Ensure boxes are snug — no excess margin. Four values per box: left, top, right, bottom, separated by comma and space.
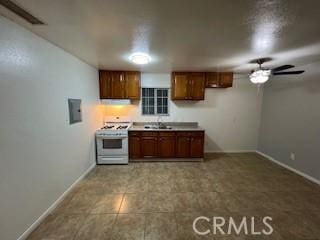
190, 134, 204, 158
189, 73, 206, 100
99, 71, 112, 99
125, 71, 141, 100
205, 72, 219, 88
141, 136, 158, 157
129, 134, 141, 159
158, 135, 176, 158
219, 72, 233, 88
111, 71, 126, 98
176, 135, 190, 157
171, 73, 189, 100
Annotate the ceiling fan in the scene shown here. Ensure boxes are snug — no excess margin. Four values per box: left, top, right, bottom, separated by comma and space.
249, 58, 305, 84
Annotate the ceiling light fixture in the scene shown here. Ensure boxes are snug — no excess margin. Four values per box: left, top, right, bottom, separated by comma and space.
129, 52, 151, 65
249, 69, 271, 84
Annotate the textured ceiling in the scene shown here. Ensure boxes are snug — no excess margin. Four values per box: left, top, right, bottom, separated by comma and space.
1, 0, 320, 72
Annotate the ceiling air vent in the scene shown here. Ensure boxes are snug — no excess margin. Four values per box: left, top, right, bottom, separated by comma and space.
0, 0, 44, 24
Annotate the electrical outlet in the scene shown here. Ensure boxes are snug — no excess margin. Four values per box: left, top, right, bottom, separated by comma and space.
290, 153, 295, 161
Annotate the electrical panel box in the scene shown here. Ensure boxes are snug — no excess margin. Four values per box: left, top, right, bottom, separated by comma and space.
68, 99, 82, 124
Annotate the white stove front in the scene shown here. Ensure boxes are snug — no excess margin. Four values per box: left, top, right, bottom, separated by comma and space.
96, 116, 131, 164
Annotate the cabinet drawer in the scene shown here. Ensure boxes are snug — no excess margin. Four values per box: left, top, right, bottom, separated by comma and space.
159, 131, 176, 136
176, 131, 191, 136
190, 131, 204, 137
129, 131, 140, 136
141, 131, 158, 136
176, 131, 204, 136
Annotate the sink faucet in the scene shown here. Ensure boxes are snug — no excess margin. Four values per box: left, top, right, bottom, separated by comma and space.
157, 116, 164, 128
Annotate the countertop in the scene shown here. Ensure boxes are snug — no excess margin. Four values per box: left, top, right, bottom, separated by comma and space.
129, 122, 204, 131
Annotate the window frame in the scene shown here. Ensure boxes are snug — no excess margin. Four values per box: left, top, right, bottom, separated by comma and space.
141, 88, 169, 116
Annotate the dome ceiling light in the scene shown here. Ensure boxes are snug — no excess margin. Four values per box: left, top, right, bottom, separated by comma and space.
129, 52, 151, 65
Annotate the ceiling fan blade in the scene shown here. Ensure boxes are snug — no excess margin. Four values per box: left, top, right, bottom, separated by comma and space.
271, 65, 295, 72
273, 70, 305, 75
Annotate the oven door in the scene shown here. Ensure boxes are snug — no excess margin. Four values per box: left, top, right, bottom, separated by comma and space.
96, 135, 128, 156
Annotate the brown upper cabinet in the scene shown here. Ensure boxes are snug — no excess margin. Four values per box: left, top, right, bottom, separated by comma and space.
125, 71, 141, 100
171, 72, 206, 100
206, 72, 233, 88
99, 70, 141, 100
110, 71, 126, 99
99, 71, 112, 99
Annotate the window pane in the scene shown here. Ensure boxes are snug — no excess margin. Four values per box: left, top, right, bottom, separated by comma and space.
149, 106, 155, 114
149, 88, 154, 97
142, 106, 147, 115
156, 89, 168, 115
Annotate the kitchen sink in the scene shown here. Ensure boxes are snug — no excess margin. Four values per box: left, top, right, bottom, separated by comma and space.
144, 124, 172, 130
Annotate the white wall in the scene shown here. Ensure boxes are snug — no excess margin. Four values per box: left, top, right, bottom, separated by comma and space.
0, 17, 102, 240
258, 62, 320, 182
104, 73, 263, 152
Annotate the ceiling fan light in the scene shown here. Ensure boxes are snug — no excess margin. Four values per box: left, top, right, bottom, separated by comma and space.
250, 69, 271, 84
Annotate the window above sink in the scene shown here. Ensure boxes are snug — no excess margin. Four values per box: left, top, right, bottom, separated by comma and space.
142, 88, 169, 116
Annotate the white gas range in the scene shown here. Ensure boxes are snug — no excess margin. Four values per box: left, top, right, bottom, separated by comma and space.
96, 117, 132, 164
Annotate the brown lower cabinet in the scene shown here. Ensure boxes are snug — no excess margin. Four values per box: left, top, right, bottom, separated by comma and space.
158, 132, 176, 158
176, 135, 190, 157
140, 132, 158, 158
129, 131, 204, 160
129, 132, 141, 159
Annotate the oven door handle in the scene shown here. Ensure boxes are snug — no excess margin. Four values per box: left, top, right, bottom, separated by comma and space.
96, 135, 127, 139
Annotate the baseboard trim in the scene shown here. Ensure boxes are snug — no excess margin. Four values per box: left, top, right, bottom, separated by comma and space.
205, 150, 256, 153
256, 150, 320, 186
17, 163, 96, 240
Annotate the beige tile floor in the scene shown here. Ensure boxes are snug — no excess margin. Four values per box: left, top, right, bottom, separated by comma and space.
27, 153, 320, 240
